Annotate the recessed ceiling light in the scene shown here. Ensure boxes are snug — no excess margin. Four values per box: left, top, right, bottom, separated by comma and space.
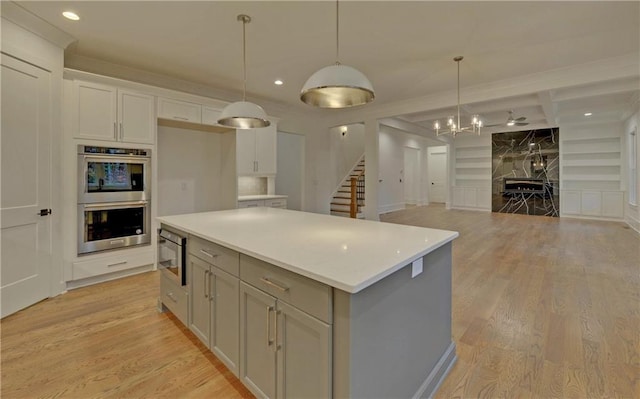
584, 112, 593, 116
274, 80, 284, 86
62, 11, 80, 21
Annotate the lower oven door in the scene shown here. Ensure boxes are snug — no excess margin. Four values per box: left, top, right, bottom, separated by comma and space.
78, 201, 150, 255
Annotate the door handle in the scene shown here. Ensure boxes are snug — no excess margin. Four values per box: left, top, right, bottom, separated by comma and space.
38, 209, 52, 216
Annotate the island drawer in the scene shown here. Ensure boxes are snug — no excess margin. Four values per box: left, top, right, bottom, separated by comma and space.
189, 236, 239, 276
160, 271, 188, 326
240, 254, 332, 323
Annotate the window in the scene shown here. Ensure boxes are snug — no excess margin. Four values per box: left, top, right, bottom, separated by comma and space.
630, 127, 637, 206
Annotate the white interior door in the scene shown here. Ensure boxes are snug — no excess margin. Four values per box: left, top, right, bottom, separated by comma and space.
1, 54, 52, 318
403, 147, 420, 205
428, 146, 447, 203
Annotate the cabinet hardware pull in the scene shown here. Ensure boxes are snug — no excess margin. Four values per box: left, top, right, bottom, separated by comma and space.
209, 271, 215, 302
167, 292, 178, 303
173, 116, 188, 121
119, 123, 123, 140
274, 309, 281, 351
113, 122, 117, 139
260, 277, 289, 292
204, 270, 209, 299
199, 249, 217, 258
107, 260, 127, 267
267, 305, 274, 346
109, 239, 125, 245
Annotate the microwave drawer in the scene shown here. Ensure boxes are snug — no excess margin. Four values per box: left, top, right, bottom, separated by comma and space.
188, 236, 239, 277
240, 254, 332, 323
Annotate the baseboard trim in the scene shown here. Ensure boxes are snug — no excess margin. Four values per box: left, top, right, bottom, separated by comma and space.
626, 214, 640, 233
413, 341, 457, 399
450, 206, 491, 212
560, 214, 625, 223
378, 202, 406, 214
65, 264, 154, 290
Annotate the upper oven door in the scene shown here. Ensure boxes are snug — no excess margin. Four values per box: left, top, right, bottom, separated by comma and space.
78, 154, 150, 203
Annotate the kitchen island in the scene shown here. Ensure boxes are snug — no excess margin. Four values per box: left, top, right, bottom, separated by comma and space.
158, 207, 458, 398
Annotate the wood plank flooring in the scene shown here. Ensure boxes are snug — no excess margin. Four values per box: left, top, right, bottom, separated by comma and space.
1, 204, 638, 398
381, 205, 639, 399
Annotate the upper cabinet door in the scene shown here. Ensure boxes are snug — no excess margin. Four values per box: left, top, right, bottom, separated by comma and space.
236, 129, 258, 175
255, 124, 277, 175
118, 89, 155, 144
75, 81, 117, 141
157, 97, 201, 123
236, 124, 277, 176
201, 106, 222, 126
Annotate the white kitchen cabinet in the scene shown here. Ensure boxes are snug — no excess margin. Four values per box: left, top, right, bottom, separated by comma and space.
237, 124, 277, 175
201, 106, 222, 126
237, 198, 287, 209
70, 246, 154, 281
188, 240, 240, 376
157, 97, 202, 123
238, 200, 262, 209
74, 80, 155, 144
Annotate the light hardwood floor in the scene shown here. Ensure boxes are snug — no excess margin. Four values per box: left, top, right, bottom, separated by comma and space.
381, 204, 639, 399
1, 205, 638, 398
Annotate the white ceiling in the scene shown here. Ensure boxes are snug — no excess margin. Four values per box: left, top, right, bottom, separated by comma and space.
11, 1, 640, 131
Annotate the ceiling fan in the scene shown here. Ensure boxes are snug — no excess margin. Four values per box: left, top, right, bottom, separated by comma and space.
485, 110, 528, 128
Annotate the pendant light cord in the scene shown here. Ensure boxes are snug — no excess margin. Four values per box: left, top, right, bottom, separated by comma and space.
336, 0, 340, 64
242, 16, 247, 101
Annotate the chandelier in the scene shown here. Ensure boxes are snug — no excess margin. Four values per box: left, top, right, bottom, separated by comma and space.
433, 56, 482, 137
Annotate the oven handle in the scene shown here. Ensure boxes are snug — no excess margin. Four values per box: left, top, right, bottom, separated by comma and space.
82, 155, 150, 163
82, 201, 148, 211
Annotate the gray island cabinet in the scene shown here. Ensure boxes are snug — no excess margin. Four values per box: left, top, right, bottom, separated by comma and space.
158, 208, 459, 399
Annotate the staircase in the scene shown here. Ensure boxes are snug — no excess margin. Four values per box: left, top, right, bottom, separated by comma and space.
330, 156, 365, 218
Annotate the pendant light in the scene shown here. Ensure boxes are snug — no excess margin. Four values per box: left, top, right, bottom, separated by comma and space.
218, 14, 270, 129
300, 0, 375, 108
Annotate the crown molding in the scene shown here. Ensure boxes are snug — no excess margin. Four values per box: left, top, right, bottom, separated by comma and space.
1, 2, 75, 49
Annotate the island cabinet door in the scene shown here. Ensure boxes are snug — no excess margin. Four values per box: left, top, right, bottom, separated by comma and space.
210, 267, 240, 377
240, 282, 277, 399
188, 256, 211, 346
276, 301, 331, 399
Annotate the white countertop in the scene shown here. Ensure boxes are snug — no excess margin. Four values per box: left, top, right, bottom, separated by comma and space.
158, 208, 458, 293
238, 195, 288, 201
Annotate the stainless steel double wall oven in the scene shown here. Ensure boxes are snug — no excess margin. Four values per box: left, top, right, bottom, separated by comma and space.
77, 145, 151, 254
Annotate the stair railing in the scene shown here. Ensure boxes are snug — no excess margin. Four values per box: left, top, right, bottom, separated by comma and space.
349, 171, 365, 218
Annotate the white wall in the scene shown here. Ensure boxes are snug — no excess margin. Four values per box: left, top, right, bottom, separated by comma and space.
378, 125, 440, 214
157, 126, 232, 216
276, 131, 305, 211
278, 114, 332, 214
329, 123, 365, 194
624, 110, 640, 232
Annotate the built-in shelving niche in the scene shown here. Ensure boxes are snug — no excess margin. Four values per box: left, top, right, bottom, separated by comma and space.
491, 128, 560, 217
